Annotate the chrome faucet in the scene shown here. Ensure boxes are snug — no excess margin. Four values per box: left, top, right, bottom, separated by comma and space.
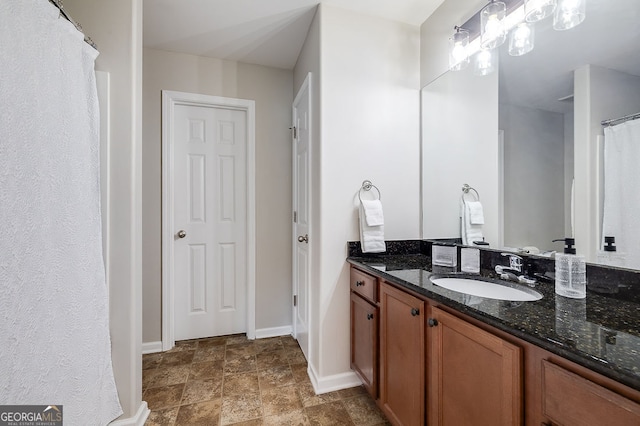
495, 253, 536, 286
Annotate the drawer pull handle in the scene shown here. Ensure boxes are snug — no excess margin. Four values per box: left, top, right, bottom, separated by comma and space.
428, 318, 439, 327
411, 308, 420, 316
367, 313, 374, 320
355, 280, 365, 287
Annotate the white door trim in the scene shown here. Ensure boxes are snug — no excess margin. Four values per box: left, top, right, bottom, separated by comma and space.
161, 90, 256, 350
292, 72, 312, 356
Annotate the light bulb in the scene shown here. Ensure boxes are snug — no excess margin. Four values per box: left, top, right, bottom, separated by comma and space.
449, 28, 470, 71
525, 0, 557, 22
554, 0, 585, 30
474, 49, 496, 76
481, 1, 506, 50
509, 22, 535, 56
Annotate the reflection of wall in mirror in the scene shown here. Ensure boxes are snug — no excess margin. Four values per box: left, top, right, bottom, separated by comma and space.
421, 67, 499, 244
500, 104, 567, 251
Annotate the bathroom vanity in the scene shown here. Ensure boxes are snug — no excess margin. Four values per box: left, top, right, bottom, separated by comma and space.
347, 241, 640, 426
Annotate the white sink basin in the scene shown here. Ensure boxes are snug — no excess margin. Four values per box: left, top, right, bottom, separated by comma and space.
430, 277, 543, 302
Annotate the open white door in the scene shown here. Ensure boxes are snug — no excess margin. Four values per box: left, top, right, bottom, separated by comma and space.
292, 73, 312, 360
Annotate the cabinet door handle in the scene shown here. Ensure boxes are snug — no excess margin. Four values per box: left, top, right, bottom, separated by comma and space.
355, 280, 365, 287
428, 318, 439, 327
410, 308, 420, 316
367, 313, 374, 320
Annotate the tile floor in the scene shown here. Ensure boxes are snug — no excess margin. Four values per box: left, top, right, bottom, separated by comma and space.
143, 334, 390, 425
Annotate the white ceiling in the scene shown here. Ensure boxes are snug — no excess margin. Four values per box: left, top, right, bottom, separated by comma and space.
143, 0, 444, 70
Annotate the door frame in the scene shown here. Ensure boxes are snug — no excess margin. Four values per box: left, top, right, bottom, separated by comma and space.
161, 90, 256, 351
292, 73, 312, 354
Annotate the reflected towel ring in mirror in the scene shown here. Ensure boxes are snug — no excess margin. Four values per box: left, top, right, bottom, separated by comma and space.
462, 183, 480, 200
359, 180, 381, 202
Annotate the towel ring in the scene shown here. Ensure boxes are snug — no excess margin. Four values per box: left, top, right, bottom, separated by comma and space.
461, 183, 480, 201
359, 180, 381, 202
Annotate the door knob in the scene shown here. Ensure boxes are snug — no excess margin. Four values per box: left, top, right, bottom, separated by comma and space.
411, 308, 420, 316
367, 313, 374, 320
428, 318, 439, 327
297, 234, 308, 243
177, 230, 187, 239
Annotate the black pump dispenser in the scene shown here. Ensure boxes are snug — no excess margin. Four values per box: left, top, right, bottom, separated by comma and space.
553, 238, 576, 254
603, 236, 617, 252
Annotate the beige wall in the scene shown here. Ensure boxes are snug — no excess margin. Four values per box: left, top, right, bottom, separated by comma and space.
142, 48, 294, 343
65, 0, 144, 421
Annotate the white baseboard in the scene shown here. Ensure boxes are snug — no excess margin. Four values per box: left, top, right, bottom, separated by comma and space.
255, 325, 292, 339
109, 401, 150, 426
142, 341, 163, 354
307, 362, 363, 394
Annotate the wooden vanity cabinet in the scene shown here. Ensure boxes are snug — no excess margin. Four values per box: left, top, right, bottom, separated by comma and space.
350, 268, 379, 397
428, 306, 523, 426
349, 265, 640, 426
540, 360, 640, 425
379, 281, 426, 426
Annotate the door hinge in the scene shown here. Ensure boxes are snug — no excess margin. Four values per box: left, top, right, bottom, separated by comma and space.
290, 126, 297, 139
293, 211, 297, 223
293, 295, 298, 307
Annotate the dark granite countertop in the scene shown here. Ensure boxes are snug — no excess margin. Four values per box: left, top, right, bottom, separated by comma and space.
347, 253, 640, 392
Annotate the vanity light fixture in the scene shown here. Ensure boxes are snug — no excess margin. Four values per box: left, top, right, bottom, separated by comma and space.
474, 49, 497, 75
480, 0, 507, 49
449, 26, 470, 71
553, 0, 586, 31
509, 22, 535, 56
524, 0, 557, 22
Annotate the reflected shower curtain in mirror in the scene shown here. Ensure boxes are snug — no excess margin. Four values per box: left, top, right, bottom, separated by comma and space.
0, 1, 122, 424
602, 119, 640, 269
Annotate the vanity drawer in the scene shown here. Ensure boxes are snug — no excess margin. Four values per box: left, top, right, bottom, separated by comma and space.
350, 267, 378, 303
542, 360, 640, 425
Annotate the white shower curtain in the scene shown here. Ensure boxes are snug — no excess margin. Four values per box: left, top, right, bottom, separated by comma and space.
602, 118, 640, 269
0, 1, 122, 424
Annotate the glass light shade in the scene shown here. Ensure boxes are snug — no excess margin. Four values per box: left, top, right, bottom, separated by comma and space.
474, 49, 496, 76
509, 22, 535, 56
553, 0, 585, 30
525, 0, 557, 22
481, 1, 507, 49
449, 28, 470, 71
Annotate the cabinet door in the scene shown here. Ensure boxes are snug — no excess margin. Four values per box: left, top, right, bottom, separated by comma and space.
379, 282, 425, 426
351, 292, 378, 397
542, 360, 640, 425
351, 267, 378, 303
429, 306, 523, 426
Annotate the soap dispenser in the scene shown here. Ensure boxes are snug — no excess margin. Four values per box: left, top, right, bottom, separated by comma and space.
597, 236, 626, 267
552, 238, 586, 299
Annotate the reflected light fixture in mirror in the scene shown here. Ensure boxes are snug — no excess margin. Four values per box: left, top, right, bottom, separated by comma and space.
509, 22, 535, 56
449, 26, 470, 71
474, 49, 497, 75
524, 0, 557, 22
554, 0, 586, 30
481, 0, 507, 49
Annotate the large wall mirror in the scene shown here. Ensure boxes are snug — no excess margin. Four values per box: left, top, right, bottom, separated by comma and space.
422, 0, 640, 266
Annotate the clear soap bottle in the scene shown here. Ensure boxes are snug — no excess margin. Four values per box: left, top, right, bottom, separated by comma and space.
552, 238, 586, 299
597, 236, 626, 267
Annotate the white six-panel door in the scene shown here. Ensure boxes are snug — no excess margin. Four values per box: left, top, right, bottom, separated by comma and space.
173, 103, 247, 341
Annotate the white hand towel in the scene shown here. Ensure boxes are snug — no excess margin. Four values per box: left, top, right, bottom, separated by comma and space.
359, 202, 386, 253
461, 200, 484, 245
467, 201, 485, 225
361, 199, 384, 226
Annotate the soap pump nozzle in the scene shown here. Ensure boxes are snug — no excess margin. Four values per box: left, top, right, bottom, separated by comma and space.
552, 238, 576, 255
